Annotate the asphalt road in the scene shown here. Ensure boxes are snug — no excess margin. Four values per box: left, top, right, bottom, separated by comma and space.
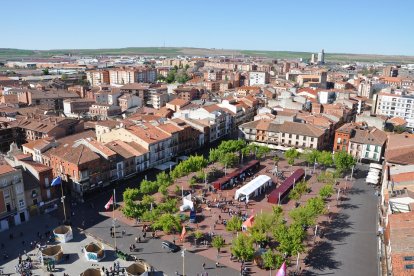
304, 164, 379, 276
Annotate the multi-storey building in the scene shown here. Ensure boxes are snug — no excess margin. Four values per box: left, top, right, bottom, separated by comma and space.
333, 123, 387, 162
108, 67, 157, 85
249, 71, 269, 85
0, 164, 28, 231
374, 91, 414, 129
63, 99, 95, 117
89, 104, 122, 119
239, 120, 327, 150
86, 70, 110, 86
11, 116, 84, 142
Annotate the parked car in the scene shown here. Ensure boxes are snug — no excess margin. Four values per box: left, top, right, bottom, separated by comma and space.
162, 241, 180, 252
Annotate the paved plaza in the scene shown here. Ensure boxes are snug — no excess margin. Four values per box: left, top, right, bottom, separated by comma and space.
0, 158, 379, 276
0, 214, 136, 276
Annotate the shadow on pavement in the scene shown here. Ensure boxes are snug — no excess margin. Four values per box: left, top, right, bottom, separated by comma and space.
304, 241, 341, 271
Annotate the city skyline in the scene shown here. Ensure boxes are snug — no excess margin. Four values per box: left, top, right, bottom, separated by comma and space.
2, 0, 414, 56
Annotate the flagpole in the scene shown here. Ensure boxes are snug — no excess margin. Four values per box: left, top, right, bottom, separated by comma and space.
113, 189, 116, 251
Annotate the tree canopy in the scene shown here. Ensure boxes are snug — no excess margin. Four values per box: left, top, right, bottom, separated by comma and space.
231, 234, 255, 261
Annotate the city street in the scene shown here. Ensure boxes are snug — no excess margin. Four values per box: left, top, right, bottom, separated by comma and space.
304, 164, 379, 276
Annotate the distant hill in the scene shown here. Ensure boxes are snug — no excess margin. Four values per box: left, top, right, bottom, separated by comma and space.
1, 47, 414, 63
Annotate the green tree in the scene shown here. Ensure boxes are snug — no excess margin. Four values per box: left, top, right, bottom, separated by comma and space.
226, 216, 243, 233
284, 148, 300, 165
220, 152, 238, 168
194, 231, 203, 246
166, 70, 176, 83
231, 234, 255, 262
303, 149, 320, 165
273, 223, 305, 257
158, 185, 168, 197
288, 181, 309, 201
319, 184, 334, 199
306, 196, 326, 216
261, 250, 284, 270
42, 68, 50, 75
393, 125, 408, 134
334, 151, 356, 173
212, 235, 225, 254
123, 188, 140, 204
184, 64, 190, 70
141, 195, 155, 207
157, 75, 166, 82
289, 205, 317, 227
140, 179, 158, 194
156, 171, 172, 187
153, 214, 182, 234
317, 151, 334, 168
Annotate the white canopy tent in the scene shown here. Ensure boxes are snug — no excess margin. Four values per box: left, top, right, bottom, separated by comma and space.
366, 177, 379, 184
179, 193, 194, 211
234, 175, 272, 201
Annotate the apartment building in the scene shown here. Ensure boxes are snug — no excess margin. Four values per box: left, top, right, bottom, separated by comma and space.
333, 123, 387, 162
374, 91, 414, 129
249, 71, 269, 85
239, 120, 326, 150
204, 70, 222, 81
108, 67, 157, 85
86, 70, 110, 86
11, 116, 84, 142
98, 122, 172, 168
0, 164, 28, 231
174, 87, 202, 101
89, 104, 122, 119
63, 99, 95, 117
118, 94, 142, 112
15, 89, 80, 111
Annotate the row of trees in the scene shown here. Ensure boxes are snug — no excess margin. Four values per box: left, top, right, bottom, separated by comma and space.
209, 140, 271, 168
284, 148, 356, 174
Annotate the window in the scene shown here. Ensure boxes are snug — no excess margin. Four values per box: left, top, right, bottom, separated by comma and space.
337, 138, 341, 144
365, 152, 369, 158
367, 145, 370, 151
15, 184, 23, 194
3, 189, 10, 199
342, 146, 346, 151
405, 264, 414, 269
375, 146, 379, 153
19, 199, 25, 208
373, 153, 378, 160
311, 138, 314, 142
343, 139, 347, 144
404, 256, 414, 261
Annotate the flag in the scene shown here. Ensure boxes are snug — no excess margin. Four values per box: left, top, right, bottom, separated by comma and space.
276, 262, 286, 276
51, 176, 62, 187
105, 195, 114, 210
179, 225, 186, 241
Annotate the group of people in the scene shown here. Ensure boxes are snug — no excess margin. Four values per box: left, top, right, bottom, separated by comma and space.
101, 262, 124, 276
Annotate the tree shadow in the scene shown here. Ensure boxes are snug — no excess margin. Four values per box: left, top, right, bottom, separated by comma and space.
347, 187, 365, 195
304, 241, 342, 271
338, 203, 360, 210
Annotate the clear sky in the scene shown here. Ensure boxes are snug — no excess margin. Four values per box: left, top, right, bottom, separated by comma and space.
2, 0, 413, 55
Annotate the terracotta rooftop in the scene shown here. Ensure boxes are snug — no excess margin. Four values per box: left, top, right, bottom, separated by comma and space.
167, 98, 190, 107
0, 164, 16, 175
386, 134, 414, 165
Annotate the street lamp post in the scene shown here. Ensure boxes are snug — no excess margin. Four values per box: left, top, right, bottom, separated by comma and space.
351, 165, 355, 181
181, 249, 186, 276
59, 163, 67, 223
